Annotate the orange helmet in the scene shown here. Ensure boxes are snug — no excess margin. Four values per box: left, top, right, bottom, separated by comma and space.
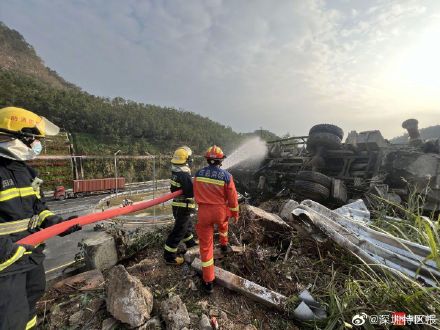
204, 145, 226, 160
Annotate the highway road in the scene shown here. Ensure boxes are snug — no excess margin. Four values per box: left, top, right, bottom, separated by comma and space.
43, 180, 172, 280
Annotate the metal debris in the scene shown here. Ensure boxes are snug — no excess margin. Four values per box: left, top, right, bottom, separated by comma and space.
292, 199, 440, 286
191, 257, 326, 321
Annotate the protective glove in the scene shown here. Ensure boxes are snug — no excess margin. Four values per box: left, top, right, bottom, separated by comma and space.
58, 215, 82, 237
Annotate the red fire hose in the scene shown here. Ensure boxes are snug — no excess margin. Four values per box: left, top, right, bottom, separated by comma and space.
18, 190, 182, 246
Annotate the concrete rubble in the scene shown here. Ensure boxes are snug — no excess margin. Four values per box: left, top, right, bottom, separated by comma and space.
245, 204, 291, 232
53, 269, 104, 292
138, 316, 162, 330
199, 314, 211, 330
101, 317, 120, 330
160, 295, 191, 330
106, 265, 154, 327
191, 257, 326, 321
83, 232, 118, 271
292, 199, 440, 286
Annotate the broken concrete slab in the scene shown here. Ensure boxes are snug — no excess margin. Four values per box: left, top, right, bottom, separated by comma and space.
106, 265, 154, 327
191, 257, 326, 321
160, 295, 191, 330
192, 257, 286, 309
53, 269, 104, 292
83, 232, 118, 271
245, 205, 291, 231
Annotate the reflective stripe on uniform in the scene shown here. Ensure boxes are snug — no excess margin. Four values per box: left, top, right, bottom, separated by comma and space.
0, 218, 30, 236
182, 234, 193, 242
0, 186, 37, 202
219, 231, 228, 237
201, 258, 214, 267
0, 246, 26, 271
26, 315, 37, 330
171, 202, 196, 208
195, 177, 225, 186
170, 180, 181, 187
164, 244, 178, 253
229, 206, 239, 212
38, 210, 55, 226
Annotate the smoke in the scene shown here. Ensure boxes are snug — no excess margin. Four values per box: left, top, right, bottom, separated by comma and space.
222, 137, 268, 170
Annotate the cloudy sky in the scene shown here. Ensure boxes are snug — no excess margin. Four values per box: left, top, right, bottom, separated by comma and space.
1, 0, 440, 138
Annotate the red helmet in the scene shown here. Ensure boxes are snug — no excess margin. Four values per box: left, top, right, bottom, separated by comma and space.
204, 145, 226, 160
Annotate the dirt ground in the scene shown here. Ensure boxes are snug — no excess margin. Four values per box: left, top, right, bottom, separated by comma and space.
36, 199, 353, 329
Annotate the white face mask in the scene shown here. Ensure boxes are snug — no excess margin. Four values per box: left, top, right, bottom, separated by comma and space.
31, 140, 43, 155
0, 139, 39, 161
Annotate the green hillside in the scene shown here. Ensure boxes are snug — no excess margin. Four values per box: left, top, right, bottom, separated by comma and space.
0, 22, 263, 155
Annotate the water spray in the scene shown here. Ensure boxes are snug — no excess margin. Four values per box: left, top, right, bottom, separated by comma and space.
222, 137, 268, 170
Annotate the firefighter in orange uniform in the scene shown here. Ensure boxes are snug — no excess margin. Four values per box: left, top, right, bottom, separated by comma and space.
193, 145, 239, 293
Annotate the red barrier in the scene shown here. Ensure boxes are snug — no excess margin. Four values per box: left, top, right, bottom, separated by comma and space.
18, 190, 182, 246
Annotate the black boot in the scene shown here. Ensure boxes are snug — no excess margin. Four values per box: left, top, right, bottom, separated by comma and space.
164, 251, 184, 265
185, 238, 199, 249
220, 244, 233, 254
201, 281, 214, 294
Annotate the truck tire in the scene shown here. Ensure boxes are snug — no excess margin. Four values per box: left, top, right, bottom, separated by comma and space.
293, 180, 330, 202
296, 171, 332, 188
307, 132, 341, 152
309, 124, 344, 140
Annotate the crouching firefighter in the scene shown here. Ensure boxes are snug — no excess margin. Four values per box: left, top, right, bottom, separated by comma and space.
164, 146, 198, 265
0, 107, 81, 330
193, 145, 239, 293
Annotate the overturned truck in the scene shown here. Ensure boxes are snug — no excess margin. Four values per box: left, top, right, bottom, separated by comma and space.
231, 119, 440, 212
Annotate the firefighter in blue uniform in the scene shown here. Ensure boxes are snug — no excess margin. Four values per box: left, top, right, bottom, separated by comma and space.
163, 146, 198, 265
0, 107, 80, 330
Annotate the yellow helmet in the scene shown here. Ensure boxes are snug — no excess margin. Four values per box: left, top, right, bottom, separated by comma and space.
0, 107, 60, 138
171, 146, 193, 165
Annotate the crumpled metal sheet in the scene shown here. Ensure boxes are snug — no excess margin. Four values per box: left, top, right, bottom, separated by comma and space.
292, 200, 439, 287
293, 289, 327, 321
333, 199, 370, 224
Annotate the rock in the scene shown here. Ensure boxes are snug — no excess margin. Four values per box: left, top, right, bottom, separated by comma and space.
83, 232, 118, 271
279, 200, 299, 222
53, 269, 104, 292
209, 309, 220, 317
101, 317, 120, 330
243, 325, 258, 330
220, 311, 228, 321
188, 279, 197, 291
127, 258, 160, 274
160, 295, 191, 330
199, 314, 211, 330
69, 310, 84, 326
106, 265, 154, 327
189, 313, 199, 326
138, 316, 162, 329
196, 300, 209, 312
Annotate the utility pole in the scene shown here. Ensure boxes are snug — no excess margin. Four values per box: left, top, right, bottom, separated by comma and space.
114, 150, 121, 196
